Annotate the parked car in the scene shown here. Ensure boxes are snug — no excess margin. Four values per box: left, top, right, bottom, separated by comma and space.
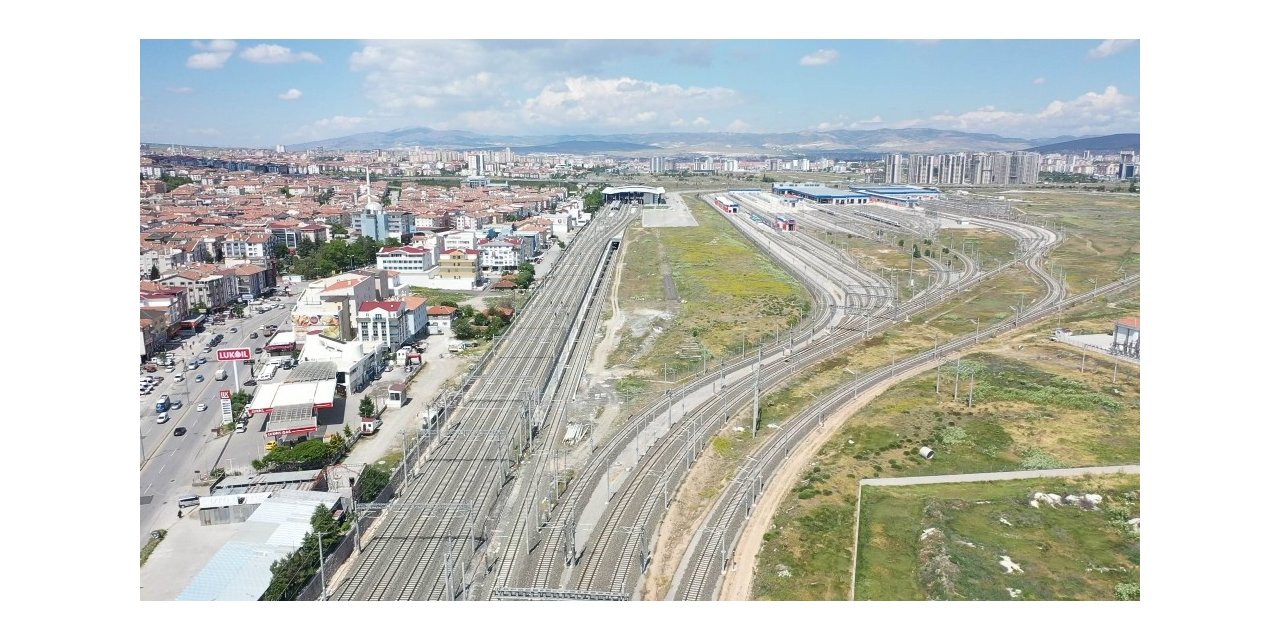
197, 357, 207, 364
229, 327, 238, 333
166, 366, 176, 373
187, 362, 198, 370
254, 347, 263, 354
243, 379, 257, 386
250, 332, 258, 339
173, 426, 187, 436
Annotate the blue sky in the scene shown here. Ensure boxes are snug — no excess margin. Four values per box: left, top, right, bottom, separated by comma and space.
141, 39, 1139, 147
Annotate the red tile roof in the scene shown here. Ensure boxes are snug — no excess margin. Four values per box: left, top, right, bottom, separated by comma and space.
1116, 316, 1139, 329
378, 245, 427, 255
358, 300, 403, 313
426, 305, 458, 315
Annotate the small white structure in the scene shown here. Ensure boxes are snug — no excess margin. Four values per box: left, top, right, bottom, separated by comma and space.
919, 446, 935, 460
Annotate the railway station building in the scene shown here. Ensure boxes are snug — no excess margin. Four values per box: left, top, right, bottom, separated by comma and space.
772, 183, 941, 207
601, 185, 666, 205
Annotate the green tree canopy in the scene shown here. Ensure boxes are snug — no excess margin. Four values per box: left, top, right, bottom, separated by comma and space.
359, 396, 375, 418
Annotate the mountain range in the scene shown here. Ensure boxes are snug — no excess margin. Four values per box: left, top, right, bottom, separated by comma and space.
286, 127, 1136, 156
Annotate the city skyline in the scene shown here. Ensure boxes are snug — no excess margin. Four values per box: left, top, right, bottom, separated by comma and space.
141, 39, 1139, 148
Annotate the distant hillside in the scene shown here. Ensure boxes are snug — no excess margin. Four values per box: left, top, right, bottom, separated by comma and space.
1028, 133, 1139, 154
288, 126, 1093, 155
506, 140, 658, 154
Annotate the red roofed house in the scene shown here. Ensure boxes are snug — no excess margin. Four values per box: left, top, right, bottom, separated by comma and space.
426, 305, 458, 336
356, 300, 408, 349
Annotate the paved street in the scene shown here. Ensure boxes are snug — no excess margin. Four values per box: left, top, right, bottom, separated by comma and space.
138, 290, 302, 547
859, 464, 1140, 486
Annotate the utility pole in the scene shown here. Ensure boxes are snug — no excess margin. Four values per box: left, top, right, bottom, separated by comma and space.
751, 363, 760, 438
954, 359, 961, 401
317, 534, 327, 601
967, 370, 975, 407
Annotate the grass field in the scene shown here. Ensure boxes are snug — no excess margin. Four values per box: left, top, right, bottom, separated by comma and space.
937, 227, 1020, 274
855, 475, 1140, 600
609, 194, 811, 379
753, 340, 1140, 600
1005, 189, 1140, 295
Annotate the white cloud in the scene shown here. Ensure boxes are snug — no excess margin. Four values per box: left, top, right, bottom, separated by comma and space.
189, 127, 221, 136
1088, 39, 1137, 59
293, 115, 369, 140
726, 119, 751, 132
894, 85, 1138, 137
346, 40, 729, 132
692, 116, 709, 126
1033, 77, 1046, 85
167, 87, 194, 94
515, 76, 738, 132
241, 44, 322, 64
813, 116, 884, 131
278, 88, 303, 101
800, 49, 839, 66
187, 40, 236, 69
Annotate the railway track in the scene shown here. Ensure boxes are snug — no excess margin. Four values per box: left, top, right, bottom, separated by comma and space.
327, 206, 637, 600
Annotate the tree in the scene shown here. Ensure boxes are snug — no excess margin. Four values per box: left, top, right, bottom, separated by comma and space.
272, 243, 291, 260
357, 464, 392, 502
583, 188, 605, 213
912, 245, 921, 259
330, 222, 347, 236
213, 243, 224, 263
383, 237, 402, 248
452, 320, 477, 341
149, 264, 161, 281
897, 238, 905, 248
359, 396, 375, 418
485, 314, 507, 338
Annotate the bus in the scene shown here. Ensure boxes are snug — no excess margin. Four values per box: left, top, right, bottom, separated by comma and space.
155, 396, 170, 413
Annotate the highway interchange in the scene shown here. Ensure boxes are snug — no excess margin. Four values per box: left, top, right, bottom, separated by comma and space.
318, 192, 1137, 600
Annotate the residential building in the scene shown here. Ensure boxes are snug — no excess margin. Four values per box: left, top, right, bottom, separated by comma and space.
356, 300, 409, 349
441, 230, 481, 252
159, 269, 234, 310
231, 264, 270, 300
376, 245, 432, 273
402, 296, 429, 339
426, 305, 458, 336
438, 249, 480, 284
477, 237, 523, 275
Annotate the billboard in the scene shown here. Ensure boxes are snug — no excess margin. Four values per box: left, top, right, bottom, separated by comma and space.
216, 348, 252, 361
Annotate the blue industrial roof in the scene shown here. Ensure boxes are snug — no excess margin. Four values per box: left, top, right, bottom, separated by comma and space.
774, 185, 865, 198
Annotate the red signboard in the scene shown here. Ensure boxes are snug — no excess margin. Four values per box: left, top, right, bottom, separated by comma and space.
216, 348, 252, 361
219, 389, 232, 400
265, 425, 318, 437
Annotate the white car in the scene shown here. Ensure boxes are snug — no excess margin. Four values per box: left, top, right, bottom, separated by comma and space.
196, 403, 208, 412
166, 366, 176, 373
235, 425, 247, 433
155, 413, 169, 424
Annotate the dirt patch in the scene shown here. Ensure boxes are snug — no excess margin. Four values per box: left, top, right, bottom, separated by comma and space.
639, 436, 730, 600
718, 356, 944, 600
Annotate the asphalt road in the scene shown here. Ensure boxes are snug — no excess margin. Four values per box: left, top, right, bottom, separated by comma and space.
138, 290, 303, 547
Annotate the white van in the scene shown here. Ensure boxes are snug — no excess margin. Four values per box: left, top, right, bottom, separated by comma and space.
215, 368, 227, 381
